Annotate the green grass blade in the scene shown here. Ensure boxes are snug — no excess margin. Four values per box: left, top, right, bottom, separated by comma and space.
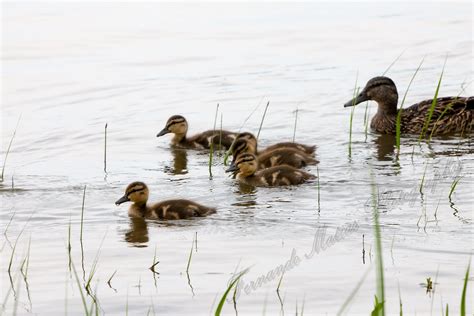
348, 71, 359, 157
215, 268, 249, 316
396, 58, 424, 154
448, 177, 462, 201
209, 104, 219, 179
370, 173, 385, 316
419, 56, 447, 142
71, 261, 90, 316
1, 115, 21, 182
337, 267, 371, 315
257, 101, 270, 141
460, 261, 470, 316
292, 106, 298, 142
382, 50, 405, 76
223, 97, 265, 165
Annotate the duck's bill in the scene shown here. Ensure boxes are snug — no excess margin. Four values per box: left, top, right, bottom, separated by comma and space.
225, 163, 238, 173
157, 128, 169, 137
344, 94, 368, 107
115, 195, 130, 206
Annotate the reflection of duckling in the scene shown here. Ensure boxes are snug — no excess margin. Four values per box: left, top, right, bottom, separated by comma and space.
344, 76, 473, 135
116, 182, 216, 219
231, 137, 318, 169
124, 217, 149, 245
226, 153, 316, 187
157, 115, 236, 149
237, 132, 316, 156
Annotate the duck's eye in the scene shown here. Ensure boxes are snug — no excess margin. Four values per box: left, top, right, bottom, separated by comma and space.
140, 192, 145, 195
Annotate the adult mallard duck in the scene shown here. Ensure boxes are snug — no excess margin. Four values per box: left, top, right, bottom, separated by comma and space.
226, 153, 316, 187
116, 182, 216, 220
157, 115, 237, 149
344, 76, 473, 135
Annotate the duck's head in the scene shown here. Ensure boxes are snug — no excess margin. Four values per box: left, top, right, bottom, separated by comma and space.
344, 76, 398, 112
226, 153, 258, 177
157, 115, 188, 137
116, 182, 149, 206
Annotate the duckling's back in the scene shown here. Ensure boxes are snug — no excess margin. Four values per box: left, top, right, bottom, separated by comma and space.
254, 165, 316, 186
188, 130, 236, 150
149, 199, 216, 220
257, 147, 318, 169
261, 142, 316, 156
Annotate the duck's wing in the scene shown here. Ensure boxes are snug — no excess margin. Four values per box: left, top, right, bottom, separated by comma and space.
402, 96, 473, 135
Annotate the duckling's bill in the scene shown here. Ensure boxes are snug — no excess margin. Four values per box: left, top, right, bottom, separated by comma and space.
225, 163, 238, 173
115, 195, 130, 205
157, 127, 169, 137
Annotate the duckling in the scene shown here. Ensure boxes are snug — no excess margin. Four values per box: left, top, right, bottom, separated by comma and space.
115, 182, 216, 220
237, 132, 316, 156
344, 76, 473, 135
231, 136, 318, 169
226, 153, 316, 187
157, 115, 237, 149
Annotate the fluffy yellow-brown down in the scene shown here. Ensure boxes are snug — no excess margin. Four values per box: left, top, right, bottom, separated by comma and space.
231, 133, 318, 169
116, 182, 216, 220
157, 115, 237, 149
227, 153, 316, 187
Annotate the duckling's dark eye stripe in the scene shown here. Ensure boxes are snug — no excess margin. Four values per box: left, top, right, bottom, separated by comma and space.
237, 156, 255, 164
167, 119, 185, 128
127, 187, 145, 196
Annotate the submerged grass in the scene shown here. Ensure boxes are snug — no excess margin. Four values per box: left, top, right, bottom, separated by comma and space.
1, 115, 21, 182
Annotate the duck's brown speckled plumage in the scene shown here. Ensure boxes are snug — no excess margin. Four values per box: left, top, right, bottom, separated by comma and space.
116, 182, 216, 220
344, 76, 473, 135
227, 153, 316, 187
157, 115, 236, 149
231, 133, 318, 169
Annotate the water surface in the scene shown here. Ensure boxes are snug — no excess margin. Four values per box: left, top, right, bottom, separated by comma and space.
1, 2, 473, 315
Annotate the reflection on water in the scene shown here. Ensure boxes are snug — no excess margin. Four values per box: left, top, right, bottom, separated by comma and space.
164, 148, 188, 175
236, 182, 257, 195
2, 2, 473, 315
373, 133, 397, 161
124, 216, 149, 246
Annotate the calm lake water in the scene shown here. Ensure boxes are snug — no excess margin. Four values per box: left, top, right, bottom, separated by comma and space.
1, 2, 472, 315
